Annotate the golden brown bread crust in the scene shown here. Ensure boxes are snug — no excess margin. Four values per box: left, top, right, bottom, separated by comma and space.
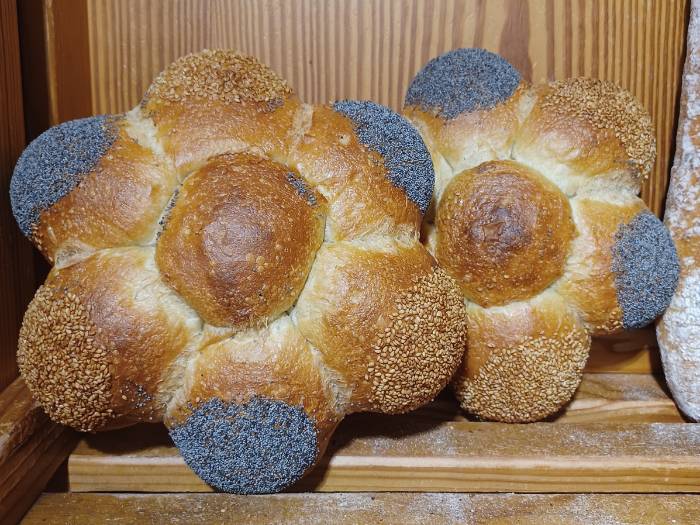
33, 121, 178, 264
156, 152, 326, 328
167, 316, 343, 443
293, 239, 466, 413
14, 49, 469, 493
555, 196, 645, 334
404, 84, 531, 178
17, 247, 201, 431
513, 79, 655, 195
289, 104, 422, 240
436, 160, 575, 306
404, 49, 675, 423
143, 50, 299, 173
453, 292, 590, 422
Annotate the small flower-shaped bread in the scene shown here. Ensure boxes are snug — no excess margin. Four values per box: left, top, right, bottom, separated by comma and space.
11, 50, 467, 493
404, 48, 680, 422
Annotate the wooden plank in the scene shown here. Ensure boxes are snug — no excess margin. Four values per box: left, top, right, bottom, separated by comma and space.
587, 328, 661, 374
82, 0, 686, 217
0, 0, 37, 392
408, 373, 682, 424
43, 0, 93, 125
22, 493, 700, 524
0, 378, 78, 524
66, 374, 693, 494
0, 379, 46, 465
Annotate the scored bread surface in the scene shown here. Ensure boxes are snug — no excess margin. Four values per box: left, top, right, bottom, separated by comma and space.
12, 50, 467, 494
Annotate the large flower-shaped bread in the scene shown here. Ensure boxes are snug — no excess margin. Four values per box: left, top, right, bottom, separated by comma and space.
10, 50, 467, 493
404, 48, 680, 422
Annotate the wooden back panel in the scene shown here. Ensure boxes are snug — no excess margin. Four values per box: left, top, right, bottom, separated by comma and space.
18, 0, 690, 374
0, 0, 36, 391
79, 0, 688, 215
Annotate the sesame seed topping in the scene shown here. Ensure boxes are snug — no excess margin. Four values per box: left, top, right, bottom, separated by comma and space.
169, 397, 317, 494
333, 100, 434, 214
455, 327, 590, 423
612, 211, 680, 329
17, 285, 114, 431
10, 116, 119, 237
144, 49, 291, 109
540, 78, 656, 178
368, 268, 467, 413
404, 48, 521, 119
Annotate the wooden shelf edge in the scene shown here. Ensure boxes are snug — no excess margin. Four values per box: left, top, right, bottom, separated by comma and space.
65, 373, 696, 494
22, 493, 700, 524
0, 378, 78, 524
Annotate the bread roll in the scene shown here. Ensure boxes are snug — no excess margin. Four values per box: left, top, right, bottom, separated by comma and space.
405, 48, 679, 422
12, 50, 467, 493
657, 0, 700, 421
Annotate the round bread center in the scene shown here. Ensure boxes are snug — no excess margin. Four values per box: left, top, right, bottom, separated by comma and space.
436, 160, 575, 307
156, 152, 325, 327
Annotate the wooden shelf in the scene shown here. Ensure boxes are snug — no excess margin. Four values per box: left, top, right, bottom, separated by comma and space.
21, 493, 700, 524
0, 380, 78, 524
65, 373, 699, 494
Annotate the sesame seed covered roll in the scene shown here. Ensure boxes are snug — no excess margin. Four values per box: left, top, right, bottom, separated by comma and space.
142, 50, 300, 174
453, 291, 590, 423
17, 247, 201, 431
293, 238, 466, 414
512, 78, 656, 195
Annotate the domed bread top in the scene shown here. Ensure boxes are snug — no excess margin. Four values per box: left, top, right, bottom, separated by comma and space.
556, 196, 680, 334
404, 48, 521, 119
293, 239, 467, 413
436, 160, 576, 307
513, 78, 656, 193
142, 50, 299, 172
16, 117, 179, 265
453, 292, 589, 422
288, 103, 427, 240
156, 152, 325, 328
167, 316, 343, 494
332, 100, 434, 215
17, 247, 201, 431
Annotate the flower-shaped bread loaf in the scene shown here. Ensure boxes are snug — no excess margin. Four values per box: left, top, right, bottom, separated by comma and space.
11, 50, 468, 493
403, 48, 680, 423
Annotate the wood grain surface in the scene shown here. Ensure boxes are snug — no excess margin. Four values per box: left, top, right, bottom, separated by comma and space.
22, 493, 700, 525
66, 374, 696, 494
0, 0, 37, 393
0, 379, 77, 524
18, 0, 685, 375
83, 0, 687, 216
